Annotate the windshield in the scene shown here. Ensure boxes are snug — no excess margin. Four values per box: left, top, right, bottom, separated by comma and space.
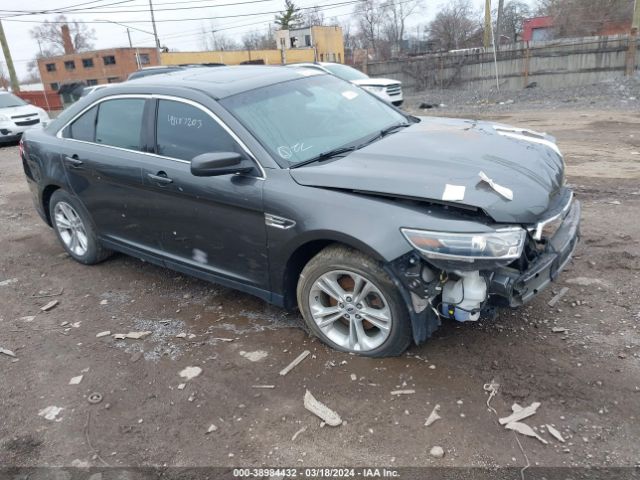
323, 64, 369, 81
0, 94, 27, 108
221, 75, 407, 165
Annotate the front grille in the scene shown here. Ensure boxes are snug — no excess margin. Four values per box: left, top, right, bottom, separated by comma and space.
15, 119, 40, 126
386, 84, 402, 96
11, 112, 39, 119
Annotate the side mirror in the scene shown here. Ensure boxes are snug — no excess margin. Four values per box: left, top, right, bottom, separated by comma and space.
190, 152, 253, 177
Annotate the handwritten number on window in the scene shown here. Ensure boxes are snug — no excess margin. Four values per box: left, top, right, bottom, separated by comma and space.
167, 114, 203, 129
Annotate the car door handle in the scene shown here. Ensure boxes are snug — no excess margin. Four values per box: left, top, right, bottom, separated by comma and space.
147, 172, 173, 185
63, 156, 84, 168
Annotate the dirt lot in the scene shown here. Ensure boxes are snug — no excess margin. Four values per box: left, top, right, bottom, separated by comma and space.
1, 106, 639, 474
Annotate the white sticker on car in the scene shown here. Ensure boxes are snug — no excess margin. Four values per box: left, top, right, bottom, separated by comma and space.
342, 91, 359, 100
442, 184, 465, 201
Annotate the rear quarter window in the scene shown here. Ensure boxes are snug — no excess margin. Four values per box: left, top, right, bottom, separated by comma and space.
95, 98, 146, 151
64, 105, 98, 142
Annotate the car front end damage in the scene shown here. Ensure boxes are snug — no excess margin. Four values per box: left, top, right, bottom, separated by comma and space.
387, 192, 581, 345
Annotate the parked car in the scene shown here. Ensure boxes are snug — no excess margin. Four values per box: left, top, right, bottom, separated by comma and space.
20, 66, 580, 357
80, 85, 111, 97
287, 62, 403, 106
0, 92, 50, 144
127, 64, 225, 81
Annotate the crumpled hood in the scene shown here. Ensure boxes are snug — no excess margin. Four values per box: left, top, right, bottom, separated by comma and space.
289, 116, 566, 223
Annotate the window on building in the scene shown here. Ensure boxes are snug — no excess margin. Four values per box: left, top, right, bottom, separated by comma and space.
95, 98, 146, 151
86, 79, 98, 86
138, 53, 150, 65
64, 60, 76, 70
103, 55, 116, 65
50, 82, 59, 91
45, 63, 56, 72
82, 58, 94, 68
107, 77, 120, 83
65, 105, 98, 142
155, 99, 239, 161
305, 35, 311, 47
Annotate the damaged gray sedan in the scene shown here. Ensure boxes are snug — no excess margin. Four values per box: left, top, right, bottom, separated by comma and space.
20, 66, 580, 357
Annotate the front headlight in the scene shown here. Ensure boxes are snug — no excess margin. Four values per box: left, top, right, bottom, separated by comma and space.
401, 227, 526, 263
0, 114, 9, 122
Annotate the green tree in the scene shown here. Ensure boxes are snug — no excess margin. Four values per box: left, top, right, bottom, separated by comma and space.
275, 0, 304, 30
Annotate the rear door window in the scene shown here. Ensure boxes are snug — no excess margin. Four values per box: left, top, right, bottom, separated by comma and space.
155, 99, 239, 161
95, 98, 146, 151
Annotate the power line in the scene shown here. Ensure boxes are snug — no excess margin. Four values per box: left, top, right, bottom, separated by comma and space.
1, 0, 280, 16
2, 0, 362, 23
0, 0, 136, 18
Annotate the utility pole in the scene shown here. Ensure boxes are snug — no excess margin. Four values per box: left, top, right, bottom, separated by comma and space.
495, 0, 504, 51
483, 0, 492, 49
625, 0, 639, 76
148, 0, 161, 50
0, 20, 19, 92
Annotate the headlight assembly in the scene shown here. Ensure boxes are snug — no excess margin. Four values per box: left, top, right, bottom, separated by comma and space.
401, 227, 526, 263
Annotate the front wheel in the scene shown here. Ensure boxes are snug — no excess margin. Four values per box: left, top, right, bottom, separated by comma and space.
297, 245, 411, 357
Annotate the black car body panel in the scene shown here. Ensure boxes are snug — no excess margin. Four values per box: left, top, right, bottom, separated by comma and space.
290, 117, 565, 224
20, 66, 581, 347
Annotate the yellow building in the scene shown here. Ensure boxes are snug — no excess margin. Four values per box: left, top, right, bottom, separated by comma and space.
160, 25, 344, 67
161, 48, 315, 67
276, 25, 344, 63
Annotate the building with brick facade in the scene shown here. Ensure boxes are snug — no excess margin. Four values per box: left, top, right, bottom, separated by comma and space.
37, 47, 160, 92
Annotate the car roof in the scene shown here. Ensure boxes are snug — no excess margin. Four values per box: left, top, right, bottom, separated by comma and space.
123, 65, 323, 99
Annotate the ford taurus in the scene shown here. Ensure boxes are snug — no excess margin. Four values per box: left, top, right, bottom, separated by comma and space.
19, 66, 580, 357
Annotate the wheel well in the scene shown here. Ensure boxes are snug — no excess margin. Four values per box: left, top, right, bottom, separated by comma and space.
282, 240, 335, 309
41, 185, 60, 226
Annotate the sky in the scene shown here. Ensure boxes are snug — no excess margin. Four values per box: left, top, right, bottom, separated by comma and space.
1, 0, 534, 80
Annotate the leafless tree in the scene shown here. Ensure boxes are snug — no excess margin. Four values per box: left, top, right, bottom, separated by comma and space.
381, 0, 423, 54
303, 5, 326, 26
242, 29, 275, 50
499, 0, 531, 42
535, 0, 634, 37
428, 0, 480, 51
29, 15, 95, 55
200, 23, 239, 51
354, 0, 385, 56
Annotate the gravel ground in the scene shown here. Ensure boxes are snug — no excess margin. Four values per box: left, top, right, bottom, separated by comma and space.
404, 76, 640, 115
1, 96, 640, 477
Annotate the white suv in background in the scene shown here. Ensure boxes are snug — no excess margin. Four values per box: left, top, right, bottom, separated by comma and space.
288, 62, 404, 106
0, 92, 51, 144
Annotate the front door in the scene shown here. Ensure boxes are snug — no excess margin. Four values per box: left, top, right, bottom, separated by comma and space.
139, 98, 269, 291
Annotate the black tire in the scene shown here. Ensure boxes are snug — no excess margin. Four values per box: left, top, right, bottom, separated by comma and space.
297, 244, 411, 357
49, 189, 112, 265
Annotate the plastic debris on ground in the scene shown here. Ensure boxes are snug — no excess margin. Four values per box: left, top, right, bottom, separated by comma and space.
304, 390, 342, 427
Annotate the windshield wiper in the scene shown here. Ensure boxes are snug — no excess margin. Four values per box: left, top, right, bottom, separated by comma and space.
289, 145, 357, 169
380, 122, 411, 137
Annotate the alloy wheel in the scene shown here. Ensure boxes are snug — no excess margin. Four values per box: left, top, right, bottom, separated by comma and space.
308, 269, 392, 352
53, 201, 89, 257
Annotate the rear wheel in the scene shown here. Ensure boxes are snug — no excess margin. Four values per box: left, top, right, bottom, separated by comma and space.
49, 190, 112, 265
297, 245, 411, 357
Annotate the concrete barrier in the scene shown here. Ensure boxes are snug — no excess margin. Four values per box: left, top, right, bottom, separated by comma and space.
365, 34, 640, 92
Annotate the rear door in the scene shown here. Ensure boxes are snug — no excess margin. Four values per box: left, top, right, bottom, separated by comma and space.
60, 96, 156, 247
138, 97, 269, 290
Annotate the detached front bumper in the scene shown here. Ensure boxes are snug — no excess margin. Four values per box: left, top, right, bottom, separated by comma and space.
489, 200, 581, 307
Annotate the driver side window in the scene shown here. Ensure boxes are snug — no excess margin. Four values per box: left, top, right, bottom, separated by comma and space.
155, 100, 240, 161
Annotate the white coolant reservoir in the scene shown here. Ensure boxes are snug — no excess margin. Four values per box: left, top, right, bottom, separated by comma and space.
441, 271, 487, 322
